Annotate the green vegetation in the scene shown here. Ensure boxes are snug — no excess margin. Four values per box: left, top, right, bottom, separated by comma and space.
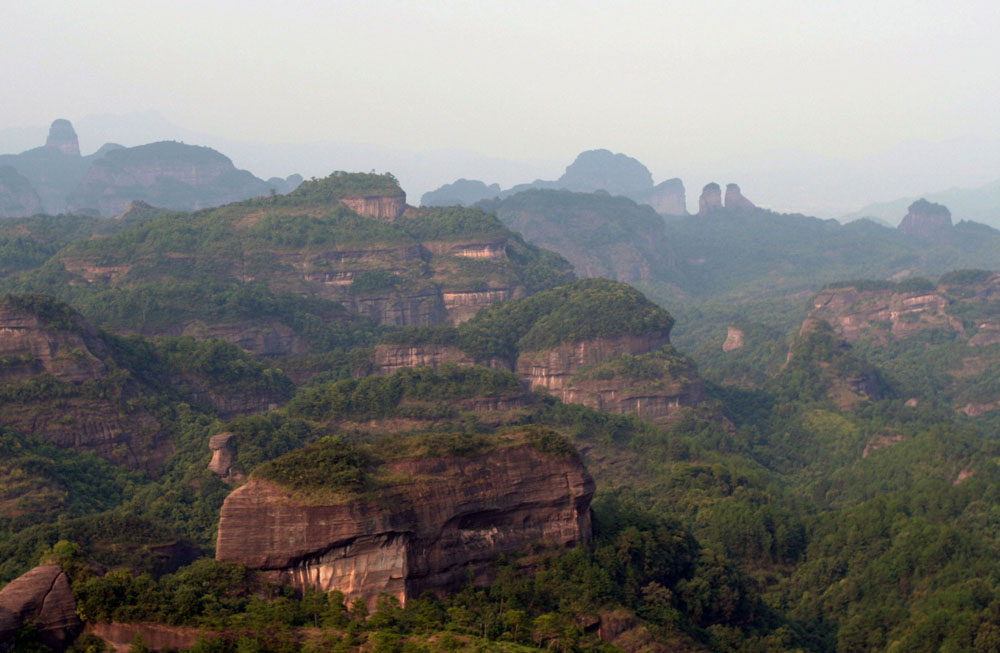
273, 171, 402, 205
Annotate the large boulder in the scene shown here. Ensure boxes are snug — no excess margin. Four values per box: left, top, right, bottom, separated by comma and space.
0, 564, 81, 651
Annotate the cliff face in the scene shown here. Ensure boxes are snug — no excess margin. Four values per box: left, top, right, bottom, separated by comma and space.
808, 285, 962, 343
516, 333, 670, 392
898, 199, 952, 239
216, 441, 594, 607
44, 119, 80, 156
339, 193, 407, 220
0, 301, 108, 384
698, 183, 722, 214
0, 564, 81, 652
724, 184, 755, 211
631, 178, 687, 216
374, 344, 477, 375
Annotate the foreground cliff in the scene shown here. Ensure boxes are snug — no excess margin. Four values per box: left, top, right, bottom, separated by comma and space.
216, 430, 594, 607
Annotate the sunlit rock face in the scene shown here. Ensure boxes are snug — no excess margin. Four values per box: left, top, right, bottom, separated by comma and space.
44, 119, 80, 156
339, 192, 407, 220
698, 183, 722, 214
215, 440, 594, 608
897, 199, 952, 239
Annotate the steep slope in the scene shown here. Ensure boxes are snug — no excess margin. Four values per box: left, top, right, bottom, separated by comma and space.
375, 279, 708, 423
481, 189, 675, 283
215, 429, 594, 607
11, 173, 572, 356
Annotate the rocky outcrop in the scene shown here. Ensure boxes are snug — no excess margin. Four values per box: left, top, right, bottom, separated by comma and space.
898, 199, 952, 239
631, 178, 687, 216
215, 437, 594, 608
698, 183, 722, 215
723, 327, 745, 352
0, 165, 42, 218
559, 376, 706, 423
87, 623, 202, 652
724, 183, 755, 211
0, 300, 107, 383
350, 290, 448, 327
0, 564, 81, 651
516, 333, 670, 394
339, 192, 407, 220
442, 288, 517, 324
808, 285, 962, 343
862, 432, 904, 458
44, 119, 81, 156
208, 432, 244, 483
180, 320, 312, 358
374, 344, 477, 375
424, 239, 508, 260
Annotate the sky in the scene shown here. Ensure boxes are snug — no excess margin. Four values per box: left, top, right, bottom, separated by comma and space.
5, 0, 1000, 213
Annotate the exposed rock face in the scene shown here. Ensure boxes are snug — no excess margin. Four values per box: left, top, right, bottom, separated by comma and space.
698, 183, 722, 214
0, 165, 42, 218
208, 432, 244, 483
0, 301, 107, 384
180, 320, 312, 358
424, 239, 508, 260
516, 333, 670, 394
808, 285, 962, 343
442, 288, 517, 324
339, 192, 407, 220
350, 290, 448, 327
216, 441, 594, 607
558, 376, 706, 423
898, 199, 952, 239
631, 178, 687, 216
723, 327, 745, 352
44, 119, 80, 156
863, 432, 904, 458
0, 564, 81, 651
0, 299, 170, 470
374, 344, 476, 375
724, 183, 755, 211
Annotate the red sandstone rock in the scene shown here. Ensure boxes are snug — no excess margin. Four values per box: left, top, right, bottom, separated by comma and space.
723, 327, 745, 352
698, 183, 722, 215
724, 183, 755, 211
215, 438, 594, 608
44, 119, 80, 156
0, 564, 81, 651
339, 193, 407, 220
897, 199, 952, 239
808, 286, 963, 343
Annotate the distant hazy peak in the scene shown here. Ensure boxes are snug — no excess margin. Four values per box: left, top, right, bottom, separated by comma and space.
724, 183, 755, 211
558, 149, 654, 195
898, 198, 952, 238
698, 183, 722, 214
44, 119, 80, 156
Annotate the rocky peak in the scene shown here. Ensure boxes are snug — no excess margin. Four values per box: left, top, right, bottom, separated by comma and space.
558, 149, 654, 196
698, 183, 722, 214
898, 198, 952, 239
631, 177, 687, 216
724, 183, 755, 211
0, 564, 82, 651
44, 119, 80, 156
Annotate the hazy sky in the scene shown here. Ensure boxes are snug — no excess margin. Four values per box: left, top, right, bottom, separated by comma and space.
5, 0, 1000, 202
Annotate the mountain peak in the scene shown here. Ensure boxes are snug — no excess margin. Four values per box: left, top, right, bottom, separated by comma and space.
44, 119, 80, 156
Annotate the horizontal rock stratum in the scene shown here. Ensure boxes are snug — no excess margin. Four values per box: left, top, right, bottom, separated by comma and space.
215, 430, 594, 608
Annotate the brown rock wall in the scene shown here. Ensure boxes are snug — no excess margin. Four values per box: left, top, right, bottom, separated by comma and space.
216, 442, 594, 607
442, 288, 516, 324
0, 564, 81, 651
339, 193, 407, 220
809, 287, 962, 343
723, 327, 745, 352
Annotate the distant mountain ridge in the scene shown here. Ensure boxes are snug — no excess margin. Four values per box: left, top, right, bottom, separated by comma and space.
422, 149, 688, 217
843, 178, 1000, 230
0, 119, 302, 218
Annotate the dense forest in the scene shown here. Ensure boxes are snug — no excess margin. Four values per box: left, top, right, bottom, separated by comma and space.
1, 172, 999, 652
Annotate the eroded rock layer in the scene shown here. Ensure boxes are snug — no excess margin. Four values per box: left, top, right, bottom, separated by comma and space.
0, 564, 81, 651
215, 441, 594, 607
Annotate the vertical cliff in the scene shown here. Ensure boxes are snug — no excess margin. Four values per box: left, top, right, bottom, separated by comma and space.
215, 432, 594, 607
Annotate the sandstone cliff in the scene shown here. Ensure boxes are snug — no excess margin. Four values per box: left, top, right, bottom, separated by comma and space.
216, 432, 594, 608
808, 283, 963, 343
631, 178, 687, 216
44, 119, 81, 156
698, 183, 722, 214
898, 198, 952, 239
339, 192, 407, 220
0, 564, 81, 651
724, 183, 755, 211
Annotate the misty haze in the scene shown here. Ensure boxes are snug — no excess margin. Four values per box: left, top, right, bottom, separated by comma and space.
1, 2, 999, 652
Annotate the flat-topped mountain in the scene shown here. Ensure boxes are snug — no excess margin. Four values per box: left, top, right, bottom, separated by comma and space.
0, 119, 301, 217
375, 279, 707, 423
897, 198, 952, 239
216, 429, 594, 607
